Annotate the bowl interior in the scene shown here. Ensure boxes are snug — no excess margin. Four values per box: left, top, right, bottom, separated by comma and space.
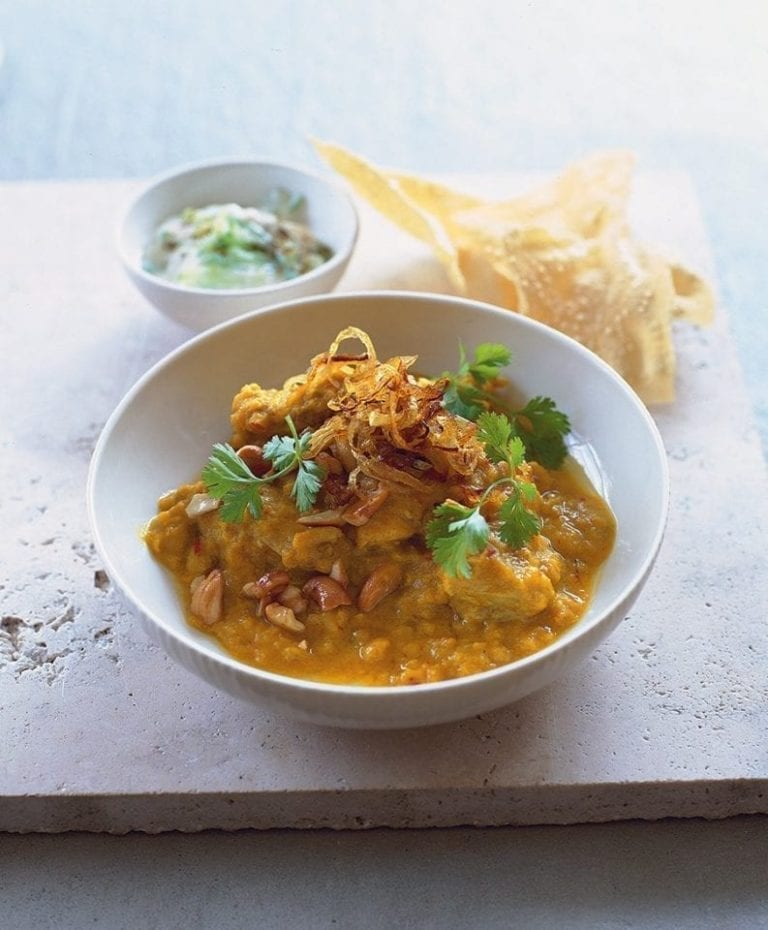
120, 160, 358, 287
89, 292, 667, 688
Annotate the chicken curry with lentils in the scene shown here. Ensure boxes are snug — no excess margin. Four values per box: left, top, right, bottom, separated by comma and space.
144, 327, 615, 685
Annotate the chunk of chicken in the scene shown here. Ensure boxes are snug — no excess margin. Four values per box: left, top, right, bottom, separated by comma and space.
230, 360, 353, 446
442, 539, 563, 623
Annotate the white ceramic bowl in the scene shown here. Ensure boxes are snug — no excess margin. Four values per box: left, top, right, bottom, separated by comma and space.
118, 158, 359, 331
87, 292, 669, 729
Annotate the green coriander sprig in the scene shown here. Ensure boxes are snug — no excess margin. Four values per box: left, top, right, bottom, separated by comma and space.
201, 415, 326, 522
441, 342, 571, 469
514, 396, 571, 469
262, 417, 326, 512
425, 411, 542, 578
441, 341, 511, 421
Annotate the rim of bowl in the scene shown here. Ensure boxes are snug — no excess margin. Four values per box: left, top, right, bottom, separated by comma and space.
87, 290, 670, 700
116, 157, 359, 299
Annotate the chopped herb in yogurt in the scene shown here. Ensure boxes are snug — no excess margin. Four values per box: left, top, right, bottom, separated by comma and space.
142, 189, 333, 289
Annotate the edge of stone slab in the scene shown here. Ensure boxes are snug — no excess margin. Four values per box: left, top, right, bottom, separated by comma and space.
1, 778, 766, 834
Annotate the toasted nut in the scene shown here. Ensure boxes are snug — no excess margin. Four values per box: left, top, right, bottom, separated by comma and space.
329, 559, 349, 590
236, 444, 270, 477
190, 569, 224, 625
343, 485, 390, 526
278, 584, 308, 616
316, 451, 344, 476
296, 509, 346, 527
264, 602, 305, 633
358, 563, 403, 612
303, 576, 353, 611
242, 570, 290, 600
185, 493, 220, 518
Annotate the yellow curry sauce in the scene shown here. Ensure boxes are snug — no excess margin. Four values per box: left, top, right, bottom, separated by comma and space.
144, 330, 615, 686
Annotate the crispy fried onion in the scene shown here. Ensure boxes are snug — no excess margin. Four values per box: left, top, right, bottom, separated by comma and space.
307, 327, 484, 491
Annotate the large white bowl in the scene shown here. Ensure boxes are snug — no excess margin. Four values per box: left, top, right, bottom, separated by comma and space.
118, 158, 359, 331
87, 292, 669, 729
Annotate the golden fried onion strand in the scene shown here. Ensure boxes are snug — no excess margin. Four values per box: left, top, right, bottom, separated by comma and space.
306, 328, 485, 491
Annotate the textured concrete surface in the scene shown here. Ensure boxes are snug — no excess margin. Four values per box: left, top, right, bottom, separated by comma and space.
2, 816, 768, 930
1, 175, 766, 833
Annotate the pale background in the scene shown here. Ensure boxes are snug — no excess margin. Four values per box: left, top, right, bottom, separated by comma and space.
1, 0, 765, 446
1, 1, 766, 927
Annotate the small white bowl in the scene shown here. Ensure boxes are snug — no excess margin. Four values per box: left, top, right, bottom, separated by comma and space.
88, 292, 669, 729
118, 158, 359, 331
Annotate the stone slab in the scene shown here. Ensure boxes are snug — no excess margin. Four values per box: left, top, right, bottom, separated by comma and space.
0, 175, 766, 833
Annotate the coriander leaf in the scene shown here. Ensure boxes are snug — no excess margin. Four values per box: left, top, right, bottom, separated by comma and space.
521, 433, 568, 470
201, 442, 264, 522
442, 380, 485, 421
201, 442, 258, 494
262, 418, 325, 512
517, 396, 570, 435
262, 434, 298, 472
440, 342, 512, 422
476, 411, 525, 471
506, 435, 526, 470
219, 485, 263, 522
497, 493, 541, 549
201, 417, 325, 525
515, 396, 571, 469
425, 501, 473, 548
467, 343, 512, 385
475, 410, 514, 462
292, 458, 326, 513
426, 501, 490, 579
